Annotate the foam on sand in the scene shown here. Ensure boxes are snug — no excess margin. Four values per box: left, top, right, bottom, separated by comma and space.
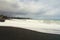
0, 19, 60, 34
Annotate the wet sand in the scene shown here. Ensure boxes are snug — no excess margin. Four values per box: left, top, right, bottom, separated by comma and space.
0, 26, 60, 40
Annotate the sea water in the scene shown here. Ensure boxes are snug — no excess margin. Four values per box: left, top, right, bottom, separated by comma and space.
38, 20, 60, 24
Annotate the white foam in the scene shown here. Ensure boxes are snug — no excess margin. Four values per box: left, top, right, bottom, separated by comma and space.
0, 19, 60, 34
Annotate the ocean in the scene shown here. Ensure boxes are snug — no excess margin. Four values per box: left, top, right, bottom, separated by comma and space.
38, 20, 60, 24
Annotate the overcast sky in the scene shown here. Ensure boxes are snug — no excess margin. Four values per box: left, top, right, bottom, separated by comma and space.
0, 0, 60, 19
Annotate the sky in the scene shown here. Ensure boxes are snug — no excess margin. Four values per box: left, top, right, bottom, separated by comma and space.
0, 0, 60, 19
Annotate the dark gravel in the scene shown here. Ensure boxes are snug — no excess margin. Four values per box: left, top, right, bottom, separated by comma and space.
0, 26, 60, 40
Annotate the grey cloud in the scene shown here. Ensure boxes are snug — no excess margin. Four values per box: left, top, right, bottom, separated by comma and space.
0, 0, 19, 12
0, 0, 60, 19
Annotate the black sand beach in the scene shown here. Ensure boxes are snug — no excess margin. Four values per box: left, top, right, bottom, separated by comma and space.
0, 26, 60, 40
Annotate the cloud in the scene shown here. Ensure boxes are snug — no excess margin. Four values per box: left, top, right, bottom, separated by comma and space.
0, 0, 60, 19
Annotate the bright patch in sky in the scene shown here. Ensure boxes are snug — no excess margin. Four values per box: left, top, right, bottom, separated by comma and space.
0, 0, 60, 19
